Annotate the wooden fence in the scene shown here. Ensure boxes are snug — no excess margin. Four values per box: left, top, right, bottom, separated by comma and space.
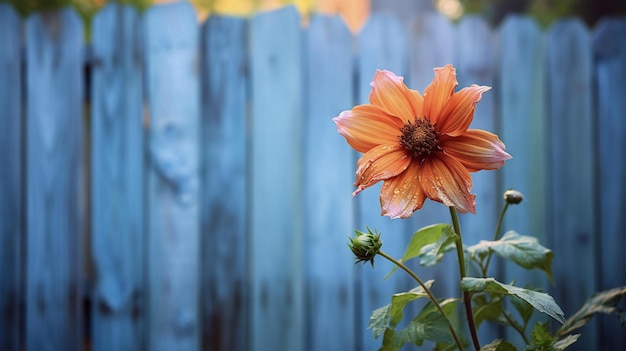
0, 2, 625, 350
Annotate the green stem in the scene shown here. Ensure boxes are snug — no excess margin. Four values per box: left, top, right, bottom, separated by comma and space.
503, 311, 530, 344
449, 207, 481, 351
483, 202, 510, 277
377, 250, 464, 351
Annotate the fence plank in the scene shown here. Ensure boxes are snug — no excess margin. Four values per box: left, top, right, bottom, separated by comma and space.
547, 19, 596, 351
0, 5, 22, 351
25, 8, 84, 351
407, 12, 458, 301
593, 18, 626, 351
455, 16, 498, 248
250, 6, 304, 351
305, 14, 355, 351
200, 14, 248, 351
144, 3, 200, 351
356, 14, 415, 351
91, 4, 145, 351
498, 15, 548, 347
455, 15, 500, 346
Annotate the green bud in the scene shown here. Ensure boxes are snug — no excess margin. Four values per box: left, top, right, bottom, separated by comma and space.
503, 189, 524, 204
348, 228, 382, 267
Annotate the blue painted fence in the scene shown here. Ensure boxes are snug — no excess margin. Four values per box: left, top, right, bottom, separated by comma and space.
0, 2, 625, 351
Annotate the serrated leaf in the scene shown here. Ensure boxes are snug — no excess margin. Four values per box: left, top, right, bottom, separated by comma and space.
557, 285, 626, 337
529, 322, 555, 348
467, 231, 553, 281
385, 224, 451, 279
553, 334, 579, 350
511, 295, 534, 329
369, 305, 391, 339
388, 280, 434, 326
418, 225, 458, 267
473, 294, 506, 328
381, 298, 461, 350
461, 277, 566, 325
368, 280, 436, 340
481, 339, 518, 351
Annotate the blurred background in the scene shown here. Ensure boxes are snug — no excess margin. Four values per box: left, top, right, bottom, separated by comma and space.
4, 0, 626, 31
1, 0, 625, 351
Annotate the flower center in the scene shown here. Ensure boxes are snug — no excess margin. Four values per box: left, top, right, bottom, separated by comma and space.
400, 117, 440, 159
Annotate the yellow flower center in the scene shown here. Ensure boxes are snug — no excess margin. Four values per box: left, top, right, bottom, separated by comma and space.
400, 117, 440, 159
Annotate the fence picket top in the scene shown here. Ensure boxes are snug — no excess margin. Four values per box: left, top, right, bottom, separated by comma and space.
90, 3, 145, 351
548, 17, 597, 351
593, 17, 626, 351
0, 5, 22, 351
305, 13, 356, 351
144, 2, 200, 351
250, 6, 304, 351
200, 13, 248, 351
498, 13, 548, 261
25, 7, 84, 351
408, 12, 456, 89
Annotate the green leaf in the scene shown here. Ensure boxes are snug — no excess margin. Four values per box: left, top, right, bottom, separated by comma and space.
527, 322, 555, 350
369, 305, 391, 339
473, 294, 506, 328
467, 231, 554, 281
385, 224, 451, 278
418, 225, 458, 267
481, 339, 518, 351
557, 285, 626, 337
391, 298, 461, 348
388, 280, 434, 326
511, 295, 534, 329
461, 277, 566, 325
368, 280, 436, 339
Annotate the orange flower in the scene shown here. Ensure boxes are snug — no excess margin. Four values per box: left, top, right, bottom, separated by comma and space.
333, 65, 511, 219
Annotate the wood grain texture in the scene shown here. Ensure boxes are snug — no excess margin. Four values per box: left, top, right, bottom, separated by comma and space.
455, 15, 500, 346
547, 19, 596, 351
200, 14, 248, 351
305, 13, 355, 351
144, 3, 200, 351
356, 14, 416, 351
91, 4, 145, 351
25, 8, 84, 351
250, 6, 304, 351
0, 5, 22, 351
498, 15, 548, 347
407, 12, 458, 301
593, 18, 626, 351
455, 16, 498, 247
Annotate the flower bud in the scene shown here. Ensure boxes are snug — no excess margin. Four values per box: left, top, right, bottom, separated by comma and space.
348, 228, 382, 267
503, 189, 524, 204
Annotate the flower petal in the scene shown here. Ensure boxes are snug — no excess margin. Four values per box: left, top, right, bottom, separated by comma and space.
441, 129, 512, 172
380, 160, 426, 219
369, 70, 423, 122
420, 153, 476, 213
353, 144, 410, 196
437, 84, 491, 136
423, 65, 458, 125
334, 104, 404, 153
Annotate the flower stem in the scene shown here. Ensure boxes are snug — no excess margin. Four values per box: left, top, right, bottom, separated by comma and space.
483, 202, 510, 277
377, 250, 463, 351
449, 207, 481, 351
